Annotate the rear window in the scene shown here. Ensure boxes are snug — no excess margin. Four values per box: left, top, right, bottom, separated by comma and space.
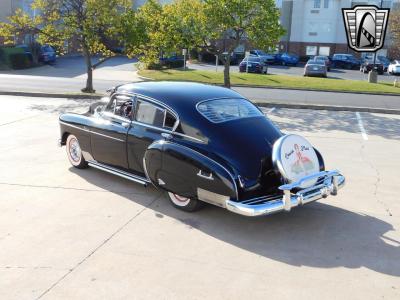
197, 99, 263, 123
247, 57, 261, 62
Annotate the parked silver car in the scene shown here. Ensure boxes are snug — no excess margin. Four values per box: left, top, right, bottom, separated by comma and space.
304, 59, 327, 77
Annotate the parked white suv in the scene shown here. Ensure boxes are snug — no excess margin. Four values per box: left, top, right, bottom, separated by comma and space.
388, 60, 400, 75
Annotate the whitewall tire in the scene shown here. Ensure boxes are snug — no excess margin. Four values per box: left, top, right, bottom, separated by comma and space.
66, 134, 88, 169
167, 192, 204, 212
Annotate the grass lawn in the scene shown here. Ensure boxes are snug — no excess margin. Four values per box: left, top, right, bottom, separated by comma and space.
138, 69, 400, 95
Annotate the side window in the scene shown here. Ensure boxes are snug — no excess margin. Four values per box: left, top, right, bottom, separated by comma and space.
105, 95, 134, 120
164, 111, 177, 129
135, 100, 165, 127
250, 50, 255, 55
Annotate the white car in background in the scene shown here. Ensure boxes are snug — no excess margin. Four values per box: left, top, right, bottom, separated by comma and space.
388, 60, 400, 75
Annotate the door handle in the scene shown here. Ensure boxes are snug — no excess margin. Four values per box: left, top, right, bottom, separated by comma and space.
161, 132, 172, 140
197, 170, 214, 180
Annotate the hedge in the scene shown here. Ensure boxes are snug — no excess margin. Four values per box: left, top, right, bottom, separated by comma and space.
0, 47, 31, 69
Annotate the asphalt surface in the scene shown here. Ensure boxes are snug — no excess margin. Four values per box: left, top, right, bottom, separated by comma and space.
189, 61, 397, 82
0, 96, 399, 299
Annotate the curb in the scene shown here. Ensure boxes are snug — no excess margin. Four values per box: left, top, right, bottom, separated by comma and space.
1, 90, 399, 115
232, 84, 400, 97
0, 90, 102, 100
254, 101, 400, 115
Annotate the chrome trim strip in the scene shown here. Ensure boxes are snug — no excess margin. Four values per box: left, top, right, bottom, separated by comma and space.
131, 120, 204, 143
88, 160, 150, 185
226, 172, 345, 217
59, 121, 89, 132
60, 121, 125, 142
163, 141, 238, 200
90, 130, 125, 142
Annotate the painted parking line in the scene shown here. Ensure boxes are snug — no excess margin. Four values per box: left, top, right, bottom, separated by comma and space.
356, 112, 368, 141
267, 107, 276, 114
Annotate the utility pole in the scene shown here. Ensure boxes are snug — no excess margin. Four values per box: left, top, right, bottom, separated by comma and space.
372, 0, 384, 71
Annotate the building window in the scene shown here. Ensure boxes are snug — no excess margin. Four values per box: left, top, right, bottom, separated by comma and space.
324, 0, 329, 8
306, 46, 318, 56
319, 47, 330, 56
314, 0, 321, 8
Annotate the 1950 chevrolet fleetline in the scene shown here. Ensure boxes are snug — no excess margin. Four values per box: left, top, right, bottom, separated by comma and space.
59, 81, 345, 216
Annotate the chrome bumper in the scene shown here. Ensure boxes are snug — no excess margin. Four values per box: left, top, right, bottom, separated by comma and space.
226, 170, 345, 217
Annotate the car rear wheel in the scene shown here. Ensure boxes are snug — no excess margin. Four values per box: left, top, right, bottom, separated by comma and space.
167, 192, 205, 212
66, 134, 88, 169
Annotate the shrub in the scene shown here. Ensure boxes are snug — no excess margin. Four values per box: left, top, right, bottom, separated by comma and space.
0, 47, 27, 67
9, 53, 31, 69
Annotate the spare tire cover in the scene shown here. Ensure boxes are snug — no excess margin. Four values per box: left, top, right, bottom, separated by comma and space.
272, 134, 320, 188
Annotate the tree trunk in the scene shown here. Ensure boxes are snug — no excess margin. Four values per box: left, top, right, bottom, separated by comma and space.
81, 45, 95, 93
223, 54, 231, 88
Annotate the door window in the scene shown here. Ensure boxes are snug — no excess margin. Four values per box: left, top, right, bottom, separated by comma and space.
135, 100, 165, 127
105, 95, 134, 120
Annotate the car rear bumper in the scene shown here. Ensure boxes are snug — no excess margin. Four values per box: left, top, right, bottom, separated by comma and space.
305, 71, 326, 77
226, 170, 345, 217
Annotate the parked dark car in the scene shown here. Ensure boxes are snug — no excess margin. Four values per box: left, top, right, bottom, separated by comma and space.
377, 56, 390, 72
58, 81, 345, 216
314, 55, 331, 71
159, 54, 184, 68
249, 49, 276, 64
239, 56, 268, 74
39, 45, 57, 64
218, 52, 242, 65
331, 54, 360, 69
304, 59, 327, 77
275, 52, 299, 66
360, 59, 384, 75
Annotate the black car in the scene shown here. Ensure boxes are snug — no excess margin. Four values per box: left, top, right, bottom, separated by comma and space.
239, 57, 268, 74
58, 82, 345, 217
360, 59, 384, 75
331, 54, 361, 69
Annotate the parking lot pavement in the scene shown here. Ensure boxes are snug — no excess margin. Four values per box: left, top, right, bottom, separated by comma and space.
189, 61, 395, 82
0, 96, 399, 300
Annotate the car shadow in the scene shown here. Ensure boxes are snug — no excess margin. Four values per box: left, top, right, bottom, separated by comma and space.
70, 166, 400, 277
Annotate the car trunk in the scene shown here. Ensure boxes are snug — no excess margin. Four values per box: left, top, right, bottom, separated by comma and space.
204, 116, 284, 200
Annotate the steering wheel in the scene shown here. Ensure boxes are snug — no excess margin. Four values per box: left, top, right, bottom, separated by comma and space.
120, 101, 133, 118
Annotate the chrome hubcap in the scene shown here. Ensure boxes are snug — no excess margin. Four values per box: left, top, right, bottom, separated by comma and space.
69, 138, 81, 162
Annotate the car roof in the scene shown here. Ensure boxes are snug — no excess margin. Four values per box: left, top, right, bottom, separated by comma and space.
115, 81, 244, 113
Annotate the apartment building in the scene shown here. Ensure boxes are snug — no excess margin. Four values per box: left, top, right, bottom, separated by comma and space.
278, 0, 399, 57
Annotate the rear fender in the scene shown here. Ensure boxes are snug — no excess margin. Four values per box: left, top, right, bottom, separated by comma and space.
144, 141, 237, 207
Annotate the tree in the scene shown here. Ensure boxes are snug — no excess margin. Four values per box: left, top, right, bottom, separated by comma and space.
389, 8, 400, 58
201, 0, 285, 88
0, 0, 134, 93
126, 0, 165, 68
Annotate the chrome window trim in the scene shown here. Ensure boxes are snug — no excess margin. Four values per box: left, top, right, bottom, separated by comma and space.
112, 91, 180, 132
110, 92, 206, 142
163, 141, 238, 200
60, 121, 125, 142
